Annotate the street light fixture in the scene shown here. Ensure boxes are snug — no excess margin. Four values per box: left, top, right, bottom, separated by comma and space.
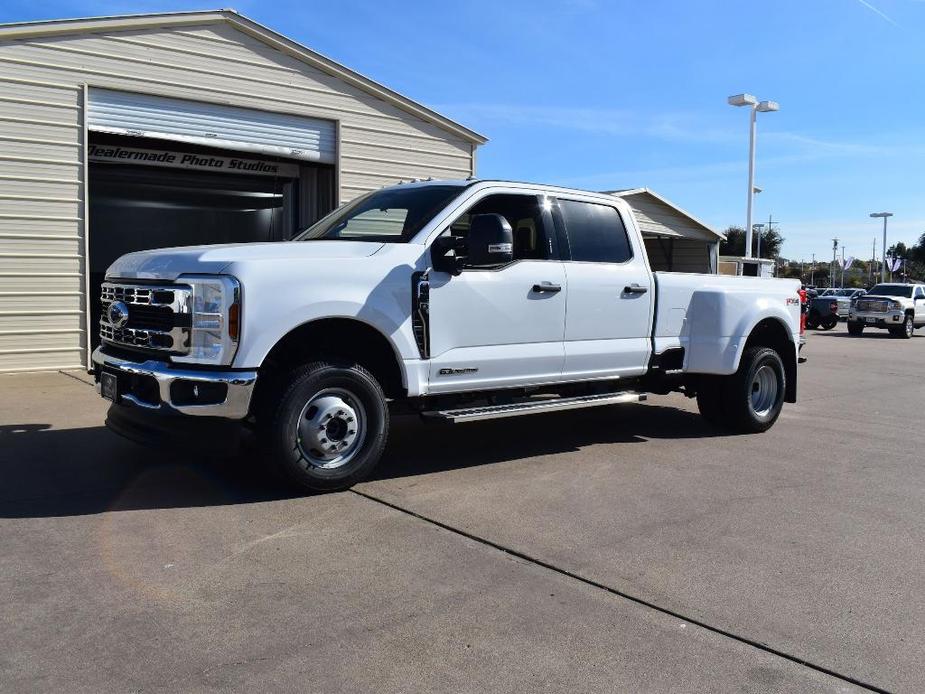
728, 93, 779, 258
870, 212, 893, 283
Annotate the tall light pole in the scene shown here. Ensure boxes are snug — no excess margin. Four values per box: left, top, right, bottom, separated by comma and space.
870, 212, 893, 283
728, 94, 779, 258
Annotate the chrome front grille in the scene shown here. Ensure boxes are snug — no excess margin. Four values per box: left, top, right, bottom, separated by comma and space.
857, 299, 888, 313
100, 281, 192, 353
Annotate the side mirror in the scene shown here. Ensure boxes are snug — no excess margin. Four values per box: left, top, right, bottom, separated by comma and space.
431, 234, 464, 276
466, 214, 513, 267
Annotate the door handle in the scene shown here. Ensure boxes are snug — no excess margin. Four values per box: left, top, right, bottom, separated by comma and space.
532, 282, 562, 293
623, 284, 648, 295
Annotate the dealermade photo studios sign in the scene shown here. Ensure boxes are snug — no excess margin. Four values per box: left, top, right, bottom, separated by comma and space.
88, 144, 300, 178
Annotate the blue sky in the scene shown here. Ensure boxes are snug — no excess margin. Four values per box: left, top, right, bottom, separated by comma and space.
3, 0, 924, 262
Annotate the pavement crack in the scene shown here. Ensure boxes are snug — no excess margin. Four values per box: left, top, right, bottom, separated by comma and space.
350, 487, 889, 694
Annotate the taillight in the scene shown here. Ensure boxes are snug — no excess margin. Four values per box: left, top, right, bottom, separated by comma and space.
798, 289, 807, 334
830, 301, 838, 313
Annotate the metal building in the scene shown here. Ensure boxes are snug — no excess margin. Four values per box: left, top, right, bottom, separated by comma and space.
0, 10, 485, 372
607, 188, 724, 274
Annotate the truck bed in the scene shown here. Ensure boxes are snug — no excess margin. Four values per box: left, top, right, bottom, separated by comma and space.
652, 271, 801, 375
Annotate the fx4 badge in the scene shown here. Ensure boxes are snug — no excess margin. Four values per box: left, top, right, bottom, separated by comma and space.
438, 367, 479, 376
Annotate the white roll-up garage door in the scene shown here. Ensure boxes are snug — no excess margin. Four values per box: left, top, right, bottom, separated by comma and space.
88, 88, 336, 163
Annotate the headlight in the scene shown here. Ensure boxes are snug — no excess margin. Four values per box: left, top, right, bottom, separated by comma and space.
173, 275, 241, 365
889, 300, 903, 310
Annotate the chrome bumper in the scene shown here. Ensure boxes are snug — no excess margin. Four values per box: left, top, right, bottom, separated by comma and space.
849, 310, 903, 324
91, 346, 257, 419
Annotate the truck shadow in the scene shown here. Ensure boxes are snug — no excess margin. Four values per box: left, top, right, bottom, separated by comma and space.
0, 404, 735, 519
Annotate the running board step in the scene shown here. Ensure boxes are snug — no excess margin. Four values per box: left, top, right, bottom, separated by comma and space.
422, 391, 646, 423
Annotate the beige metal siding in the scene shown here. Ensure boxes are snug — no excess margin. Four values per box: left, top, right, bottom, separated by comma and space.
624, 195, 716, 242
0, 21, 477, 370
0, 73, 85, 371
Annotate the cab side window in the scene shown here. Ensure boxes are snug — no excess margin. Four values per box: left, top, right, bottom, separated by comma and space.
558, 199, 633, 263
448, 194, 555, 261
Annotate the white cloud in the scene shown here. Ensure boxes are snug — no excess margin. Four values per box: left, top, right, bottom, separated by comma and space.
852, 0, 900, 26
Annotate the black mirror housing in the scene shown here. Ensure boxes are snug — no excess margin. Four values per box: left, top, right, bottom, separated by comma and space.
466, 214, 513, 267
431, 235, 464, 276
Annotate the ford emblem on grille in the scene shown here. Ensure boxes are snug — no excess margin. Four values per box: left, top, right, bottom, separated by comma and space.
108, 300, 130, 328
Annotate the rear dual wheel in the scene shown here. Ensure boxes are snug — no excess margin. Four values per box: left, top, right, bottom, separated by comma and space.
697, 347, 786, 433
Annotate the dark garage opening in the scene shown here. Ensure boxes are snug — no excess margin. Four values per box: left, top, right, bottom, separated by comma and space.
88, 135, 335, 348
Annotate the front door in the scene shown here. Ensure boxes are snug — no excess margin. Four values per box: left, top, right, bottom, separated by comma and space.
555, 197, 654, 381
427, 192, 566, 393
915, 286, 925, 324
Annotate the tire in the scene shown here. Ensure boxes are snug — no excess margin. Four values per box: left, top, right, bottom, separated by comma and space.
819, 315, 838, 330
894, 314, 914, 339
847, 321, 864, 336
722, 346, 786, 434
260, 360, 389, 492
696, 378, 726, 426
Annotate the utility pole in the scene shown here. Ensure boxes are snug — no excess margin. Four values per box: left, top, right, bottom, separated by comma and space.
871, 237, 876, 287
840, 245, 846, 288
831, 238, 839, 288
811, 253, 815, 285
757, 213, 778, 260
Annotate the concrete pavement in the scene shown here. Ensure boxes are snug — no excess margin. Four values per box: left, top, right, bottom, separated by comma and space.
1, 323, 921, 691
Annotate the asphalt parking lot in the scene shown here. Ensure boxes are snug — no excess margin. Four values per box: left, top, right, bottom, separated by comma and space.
2, 323, 923, 693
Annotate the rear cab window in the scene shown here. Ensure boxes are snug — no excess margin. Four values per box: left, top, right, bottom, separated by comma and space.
555, 198, 633, 263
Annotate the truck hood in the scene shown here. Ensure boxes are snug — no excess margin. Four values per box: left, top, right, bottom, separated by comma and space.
107, 241, 386, 281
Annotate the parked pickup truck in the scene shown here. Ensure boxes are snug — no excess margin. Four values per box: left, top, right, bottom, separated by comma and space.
92, 179, 803, 491
848, 283, 925, 337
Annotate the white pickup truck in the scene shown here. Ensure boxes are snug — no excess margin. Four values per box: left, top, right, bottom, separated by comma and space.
92, 179, 803, 491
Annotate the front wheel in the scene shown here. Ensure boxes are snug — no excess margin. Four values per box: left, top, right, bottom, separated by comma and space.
847, 321, 864, 336
819, 315, 838, 330
722, 346, 786, 433
892, 314, 914, 339
260, 361, 389, 492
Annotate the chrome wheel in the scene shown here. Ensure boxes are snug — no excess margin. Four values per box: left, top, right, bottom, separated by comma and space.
750, 364, 779, 418
905, 317, 914, 337
296, 388, 366, 469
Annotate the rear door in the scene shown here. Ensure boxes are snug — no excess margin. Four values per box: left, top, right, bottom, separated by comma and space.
554, 197, 654, 381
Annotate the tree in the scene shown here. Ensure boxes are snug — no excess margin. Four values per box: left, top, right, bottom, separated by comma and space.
911, 233, 925, 265
720, 225, 784, 258
887, 241, 909, 259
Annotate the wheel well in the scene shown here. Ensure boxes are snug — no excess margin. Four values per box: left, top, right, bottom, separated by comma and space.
252, 318, 405, 416
744, 318, 797, 403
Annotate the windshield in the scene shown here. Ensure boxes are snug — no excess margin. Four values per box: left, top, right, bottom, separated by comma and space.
835, 290, 856, 297
866, 284, 913, 298
295, 185, 464, 243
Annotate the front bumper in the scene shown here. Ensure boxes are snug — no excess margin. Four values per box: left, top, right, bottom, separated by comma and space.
91, 346, 257, 419
849, 310, 904, 326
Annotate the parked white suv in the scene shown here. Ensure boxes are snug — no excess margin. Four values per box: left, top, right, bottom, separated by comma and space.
92, 179, 803, 491
848, 283, 925, 338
